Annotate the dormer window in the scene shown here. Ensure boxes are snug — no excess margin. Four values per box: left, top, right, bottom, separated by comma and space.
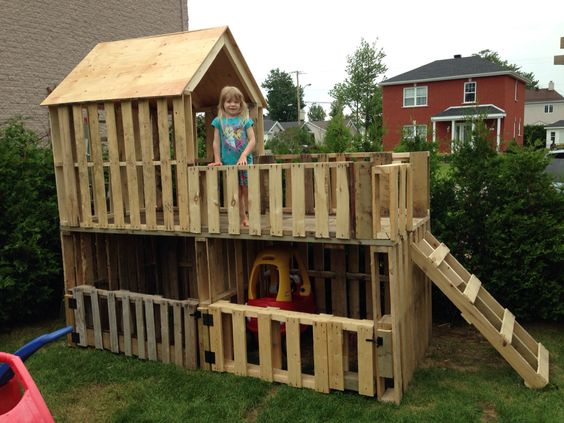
464, 82, 476, 103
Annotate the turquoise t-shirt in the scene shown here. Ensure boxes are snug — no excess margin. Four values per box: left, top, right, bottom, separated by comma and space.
211, 116, 254, 165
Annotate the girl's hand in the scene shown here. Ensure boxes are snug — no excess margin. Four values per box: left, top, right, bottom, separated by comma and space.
237, 156, 248, 165
208, 161, 222, 167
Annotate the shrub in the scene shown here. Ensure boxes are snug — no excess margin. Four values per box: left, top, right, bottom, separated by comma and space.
0, 119, 62, 329
431, 123, 564, 321
266, 127, 316, 155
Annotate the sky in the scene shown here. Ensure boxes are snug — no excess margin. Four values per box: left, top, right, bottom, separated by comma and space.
188, 0, 564, 116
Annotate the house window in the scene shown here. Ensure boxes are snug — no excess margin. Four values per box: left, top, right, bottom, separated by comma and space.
464, 82, 476, 103
545, 104, 553, 113
550, 131, 556, 143
403, 86, 427, 107
402, 124, 427, 140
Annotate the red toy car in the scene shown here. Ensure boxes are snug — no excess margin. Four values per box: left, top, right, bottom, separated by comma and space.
246, 248, 316, 334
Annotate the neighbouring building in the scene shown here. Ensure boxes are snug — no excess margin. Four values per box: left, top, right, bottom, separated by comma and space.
263, 118, 284, 141
545, 120, 564, 148
0, 1, 188, 138
381, 55, 528, 152
524, 81, 564, 126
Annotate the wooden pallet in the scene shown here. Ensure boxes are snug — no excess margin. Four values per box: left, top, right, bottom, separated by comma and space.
70, 285, 199, 368
410, 232, 549, 389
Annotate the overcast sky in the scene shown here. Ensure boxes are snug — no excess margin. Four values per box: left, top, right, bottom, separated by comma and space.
188, 0, 564, 115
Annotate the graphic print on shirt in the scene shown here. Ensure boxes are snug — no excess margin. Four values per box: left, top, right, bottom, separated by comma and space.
223, 124, 244, 152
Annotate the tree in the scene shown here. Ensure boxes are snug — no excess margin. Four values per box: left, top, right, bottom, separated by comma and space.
307, 103, 326, 122
261, 68, 303, 122
330, 39, 387, 145
323, 112, 352, 153
474, 49, 539, 89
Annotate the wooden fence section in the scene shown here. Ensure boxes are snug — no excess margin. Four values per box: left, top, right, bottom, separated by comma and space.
372, 163, 414, 241
205, 301, 394, 399
71, 285, 199, 369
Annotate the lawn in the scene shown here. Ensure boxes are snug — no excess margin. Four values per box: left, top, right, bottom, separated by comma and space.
1, 319, 563, 422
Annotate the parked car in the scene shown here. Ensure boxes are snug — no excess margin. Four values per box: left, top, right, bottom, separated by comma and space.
546, 149, 564, 191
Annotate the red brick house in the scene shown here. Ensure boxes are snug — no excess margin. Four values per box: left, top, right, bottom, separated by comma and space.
381, 55, 528, 152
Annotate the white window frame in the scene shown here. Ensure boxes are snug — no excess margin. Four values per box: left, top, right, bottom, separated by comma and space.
402, 123, 428, 140
544, 104, 554, 113
464, 81, 476, 103
403, 86, 428, 107
550, 131, 556, 142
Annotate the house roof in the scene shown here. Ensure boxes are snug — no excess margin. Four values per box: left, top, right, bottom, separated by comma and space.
525, 88, 564, 102
381, 55, 528, 86
279, 121, 302, 130
431, 104, 506, 121
307, 120, 330, 131
42, 26, 266, 108
263, 118, 284, 133
545, 120, 564, 128
263, 118, 276, 131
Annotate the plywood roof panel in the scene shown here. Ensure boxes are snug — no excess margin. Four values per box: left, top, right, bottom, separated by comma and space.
42, 26, 266, 107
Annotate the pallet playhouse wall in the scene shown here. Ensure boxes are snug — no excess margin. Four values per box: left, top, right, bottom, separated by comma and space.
43, 26, 547, 406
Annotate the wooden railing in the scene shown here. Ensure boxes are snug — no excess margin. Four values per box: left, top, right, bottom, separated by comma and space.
53, 159, 424, 242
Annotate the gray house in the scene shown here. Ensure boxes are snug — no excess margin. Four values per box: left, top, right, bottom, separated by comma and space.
525, 81, 564, 126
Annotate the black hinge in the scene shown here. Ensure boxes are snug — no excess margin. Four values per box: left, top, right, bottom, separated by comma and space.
204, 350, 216, 364
190, 310, 202, 319
366, 337, 383, 346
202, 313, 214, 327
71, 332, 81, 344
68, 297, 77, 309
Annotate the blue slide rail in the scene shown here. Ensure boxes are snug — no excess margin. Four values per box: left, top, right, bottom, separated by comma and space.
0, 326, 72, 386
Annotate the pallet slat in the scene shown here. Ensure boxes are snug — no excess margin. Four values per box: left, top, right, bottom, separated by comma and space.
464, 275, 481, 303
429, 243, 449, 267
269, 166, 283, 236
314, 164, 329, 238
500, 308, 515, 345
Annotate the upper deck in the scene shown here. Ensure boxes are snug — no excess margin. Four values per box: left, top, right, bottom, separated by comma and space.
48, 100, 429, 245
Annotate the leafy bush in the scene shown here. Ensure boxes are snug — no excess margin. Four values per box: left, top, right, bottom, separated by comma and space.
524, 124, 546, 149
431, 123, 564, 321
266, 127, 316, 155
0, 119, 62, 329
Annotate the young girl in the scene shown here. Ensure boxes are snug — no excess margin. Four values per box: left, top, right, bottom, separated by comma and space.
209, 86, 256, 226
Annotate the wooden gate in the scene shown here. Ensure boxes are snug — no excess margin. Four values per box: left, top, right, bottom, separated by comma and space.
70, 285, 199, 368
202, 301, 393, 397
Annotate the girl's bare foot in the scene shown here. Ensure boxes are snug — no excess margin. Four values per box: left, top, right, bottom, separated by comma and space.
241, 217, 249, 227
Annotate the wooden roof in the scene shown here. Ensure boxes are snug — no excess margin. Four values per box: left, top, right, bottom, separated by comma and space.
42, 26, 266, 109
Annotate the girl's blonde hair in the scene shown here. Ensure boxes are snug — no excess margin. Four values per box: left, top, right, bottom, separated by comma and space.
217, 86, 250, 122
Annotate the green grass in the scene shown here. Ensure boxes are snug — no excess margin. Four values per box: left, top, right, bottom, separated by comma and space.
1, 320, 563, 422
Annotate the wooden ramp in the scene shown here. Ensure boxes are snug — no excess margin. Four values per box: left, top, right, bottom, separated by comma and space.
410, 232, 549, 388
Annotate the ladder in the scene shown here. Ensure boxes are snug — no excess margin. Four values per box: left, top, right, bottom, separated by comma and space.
410, 231, 549, 388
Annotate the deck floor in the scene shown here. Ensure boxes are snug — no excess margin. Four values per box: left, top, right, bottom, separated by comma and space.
70, 210, 429, 245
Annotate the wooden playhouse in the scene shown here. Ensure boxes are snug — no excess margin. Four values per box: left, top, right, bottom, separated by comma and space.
41, 26, 549, 404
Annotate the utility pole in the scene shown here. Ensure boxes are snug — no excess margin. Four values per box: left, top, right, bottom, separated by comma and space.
290, 70, 305, 123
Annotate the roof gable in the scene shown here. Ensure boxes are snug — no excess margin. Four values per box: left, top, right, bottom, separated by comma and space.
381, 56, 527, 86
42, 26, 266, 108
